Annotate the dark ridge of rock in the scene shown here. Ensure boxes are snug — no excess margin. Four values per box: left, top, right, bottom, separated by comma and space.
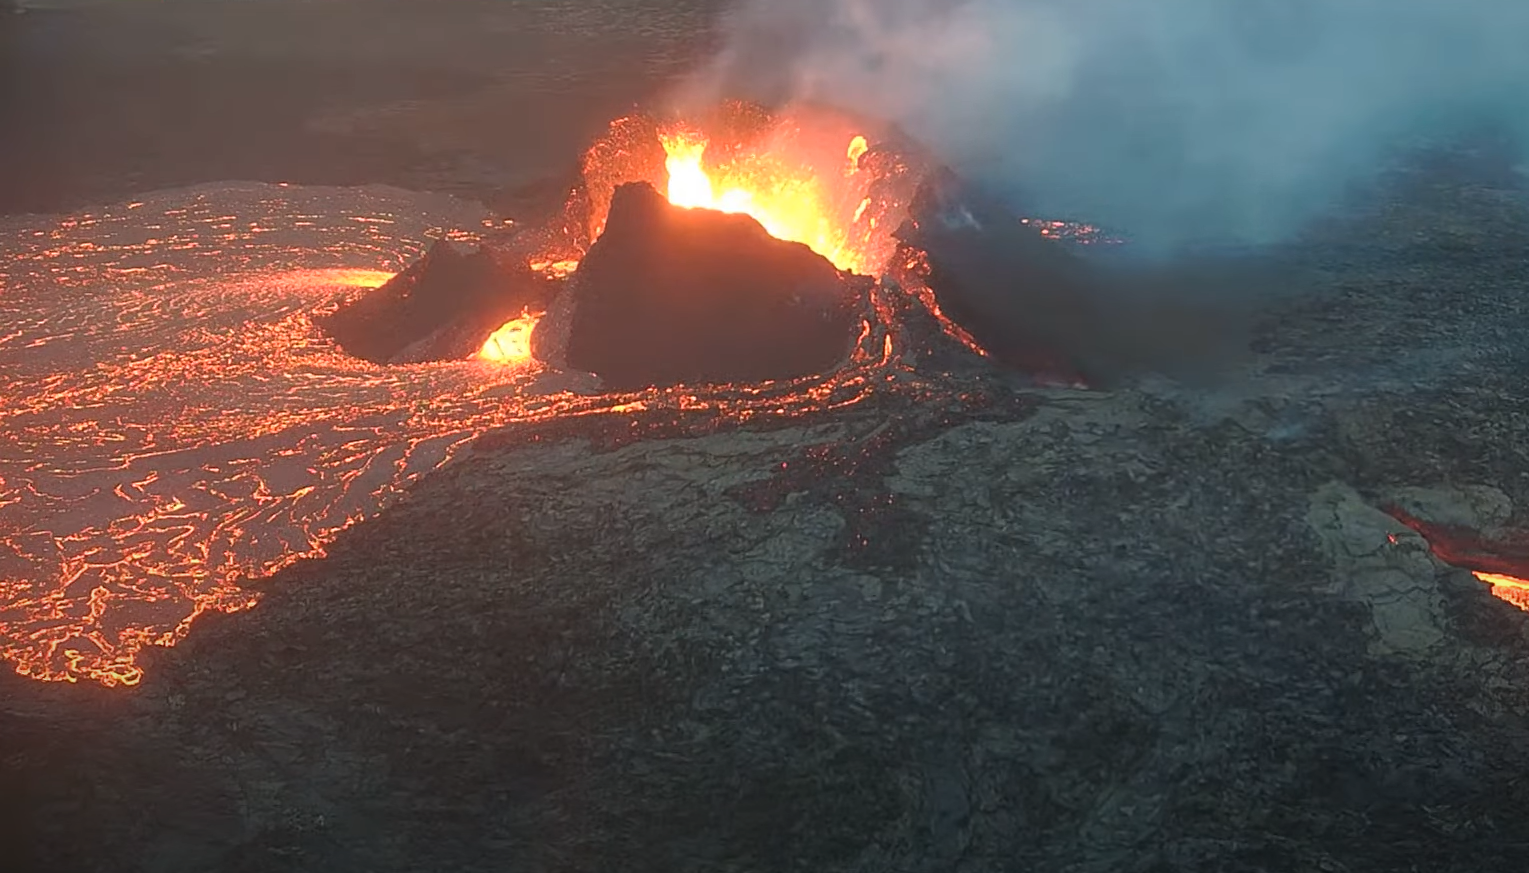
894, 170, 1107, 378
563, 181, 862, 390
316, 239, 557, 365
896, 169, 1253, 386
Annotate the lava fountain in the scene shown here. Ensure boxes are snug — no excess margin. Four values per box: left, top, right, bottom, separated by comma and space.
656, 127, 874, 273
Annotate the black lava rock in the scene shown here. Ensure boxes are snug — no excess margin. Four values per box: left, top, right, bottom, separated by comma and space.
896, 169, 1252, 385
894, 169, 1107, 380
317, 239, 556, 365
563, 181, 861, 389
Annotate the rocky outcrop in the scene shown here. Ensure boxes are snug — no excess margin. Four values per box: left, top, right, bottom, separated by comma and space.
317, 239, 557, 365
561, 181, 863, 389
895, 169, 1255, 385
1307, 482, 1451, 658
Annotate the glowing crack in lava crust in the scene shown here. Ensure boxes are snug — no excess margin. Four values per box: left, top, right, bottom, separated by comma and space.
0, 185, 542, 685
0, 163, 915, 686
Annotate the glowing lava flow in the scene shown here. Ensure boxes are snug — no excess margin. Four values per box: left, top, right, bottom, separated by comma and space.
1385, 508, 1529, 614
479, 311, 540, 365
1475, 572, 1529, 611
0, 113, 1023, 687
0, 182, 906, 687
0, 185, 592, 686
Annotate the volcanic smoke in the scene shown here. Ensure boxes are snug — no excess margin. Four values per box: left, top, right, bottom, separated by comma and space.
684, 0, 1529, 251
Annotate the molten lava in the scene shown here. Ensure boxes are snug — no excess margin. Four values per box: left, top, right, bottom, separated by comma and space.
478, 311, 540, 366
661, 131, 721, 210
529, 258, 579, 280
656, 127, 874, 273
1475, 572, 1529, 611
1386, 508, 1529, 613
319, 268, 402, 288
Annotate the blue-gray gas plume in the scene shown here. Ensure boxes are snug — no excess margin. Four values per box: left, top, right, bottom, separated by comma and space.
681, 0, 1529, 251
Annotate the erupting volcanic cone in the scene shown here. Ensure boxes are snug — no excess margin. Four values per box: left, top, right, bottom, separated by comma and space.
318, 239, 557, 365
561, 181, 862, 389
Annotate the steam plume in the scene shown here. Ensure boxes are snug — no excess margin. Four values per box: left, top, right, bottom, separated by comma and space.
681, 0, 1529, 251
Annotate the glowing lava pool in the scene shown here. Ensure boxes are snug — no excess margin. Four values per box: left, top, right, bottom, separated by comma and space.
0, 180, 910, 687
0, 185, 532, 684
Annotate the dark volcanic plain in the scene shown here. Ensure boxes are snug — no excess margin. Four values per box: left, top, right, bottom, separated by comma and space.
0, 0, 721, 217
5, 3, 1529, 873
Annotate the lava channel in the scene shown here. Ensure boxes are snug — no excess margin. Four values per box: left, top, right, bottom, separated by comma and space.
1386, 508, 1529, 613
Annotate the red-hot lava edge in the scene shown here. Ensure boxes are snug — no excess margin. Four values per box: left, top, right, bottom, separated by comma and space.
0, 104, 1104, 687
1385, 509, 1529, 611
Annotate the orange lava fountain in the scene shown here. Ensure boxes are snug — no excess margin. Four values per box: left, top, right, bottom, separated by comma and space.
657, 128, 874, 273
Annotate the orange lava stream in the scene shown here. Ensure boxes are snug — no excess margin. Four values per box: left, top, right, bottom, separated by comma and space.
0, 183, 907, 687
478, 311, 540, 365
1474, 571, 1529, 611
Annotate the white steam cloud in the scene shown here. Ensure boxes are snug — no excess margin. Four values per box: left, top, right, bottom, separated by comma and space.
682, 0, 1529, 251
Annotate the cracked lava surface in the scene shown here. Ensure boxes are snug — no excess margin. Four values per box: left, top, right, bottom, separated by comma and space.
0, 180, 921, 687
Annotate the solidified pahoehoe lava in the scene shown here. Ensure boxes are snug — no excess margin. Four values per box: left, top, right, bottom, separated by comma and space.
560, 181, 864, 390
